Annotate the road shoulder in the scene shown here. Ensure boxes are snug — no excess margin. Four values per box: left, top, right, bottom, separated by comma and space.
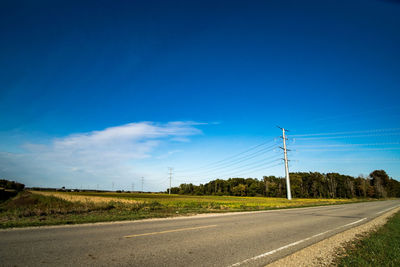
267, 206, 400, 267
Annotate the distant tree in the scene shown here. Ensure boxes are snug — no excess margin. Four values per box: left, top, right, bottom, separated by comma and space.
168, 169, 399, 199
367, 184, 376, 198
232, 184, 247, 196
289, 173, 302, 198
354, 177, 367, 198
247, 183, 259, 196
370, 170, 390, 198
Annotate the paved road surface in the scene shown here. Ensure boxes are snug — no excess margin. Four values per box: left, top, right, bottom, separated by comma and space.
1, 200, 399, 267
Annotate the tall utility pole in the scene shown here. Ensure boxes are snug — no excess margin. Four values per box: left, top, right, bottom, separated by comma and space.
279, 127, 292, 200
141, 177, 144, 192
168, 167, 173, 194
131, 183, 134, 192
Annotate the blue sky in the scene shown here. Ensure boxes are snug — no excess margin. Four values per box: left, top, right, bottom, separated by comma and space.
1, 0, 400, 191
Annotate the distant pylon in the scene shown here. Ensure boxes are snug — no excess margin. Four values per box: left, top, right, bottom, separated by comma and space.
168, 167, 173, 194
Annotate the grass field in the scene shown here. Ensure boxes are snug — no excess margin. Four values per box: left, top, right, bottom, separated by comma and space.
0, 190, 372, 228
335, 211, 400, 266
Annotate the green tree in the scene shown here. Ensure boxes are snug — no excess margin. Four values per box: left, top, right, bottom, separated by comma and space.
370, 170, 390, 198
232, 184, 247, 196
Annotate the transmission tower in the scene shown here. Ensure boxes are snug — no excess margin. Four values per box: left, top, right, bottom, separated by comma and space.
278, 126, 292, 200
168, 167, 173, 194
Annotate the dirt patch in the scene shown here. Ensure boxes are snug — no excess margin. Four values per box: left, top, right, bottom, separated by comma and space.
267, 206, 400, 267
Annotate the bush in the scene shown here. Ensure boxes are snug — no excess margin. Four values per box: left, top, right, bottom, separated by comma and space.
0, 189, 18, 201
0, 179, 25, 191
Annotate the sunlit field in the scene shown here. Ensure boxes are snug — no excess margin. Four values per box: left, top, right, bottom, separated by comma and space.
34, 190, 365, 211
0, 190, 372, 229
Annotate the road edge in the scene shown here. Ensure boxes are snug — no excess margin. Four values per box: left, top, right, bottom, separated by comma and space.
266, 205, 400, 267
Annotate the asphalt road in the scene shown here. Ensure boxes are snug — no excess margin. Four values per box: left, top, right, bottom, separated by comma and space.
1, 200, 400, 267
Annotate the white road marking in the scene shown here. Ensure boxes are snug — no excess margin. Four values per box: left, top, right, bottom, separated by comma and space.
311, 230, 332, 238
376, 206, 398, 215
228, 239, 309, 267
228, 217, 368, 267
338, 218, 367, 228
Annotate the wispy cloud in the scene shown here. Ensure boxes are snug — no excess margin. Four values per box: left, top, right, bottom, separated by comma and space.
0, 121, 205, 189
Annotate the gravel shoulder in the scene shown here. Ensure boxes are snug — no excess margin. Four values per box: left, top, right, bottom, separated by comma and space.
267, 206, 400, 267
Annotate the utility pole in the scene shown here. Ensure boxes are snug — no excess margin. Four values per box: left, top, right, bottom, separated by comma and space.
168, 167, 173, 194
279, 126, 292, 200
141, 177, 144, 192
131, 183, 134, 192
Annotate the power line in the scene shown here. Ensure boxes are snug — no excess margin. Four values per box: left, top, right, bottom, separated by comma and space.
220, 159, 283, 180
294, 132, 400, 141
177, 138, 276, 172
287, 126, 400, 177
177, 144, 279, 176
292, 142, 400, 148
176, 154, 281, 181
167, 126, 399, 192
291, 127, 400, 137
298, 158, 400, 163
174, 161, 283, 184
174, 156, 281, 181
297, 147, 400, 152
207, 158, 282, 180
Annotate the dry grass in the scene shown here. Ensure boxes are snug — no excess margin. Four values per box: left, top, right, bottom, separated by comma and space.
32, 191, 364, 211
31, 191, 144, 205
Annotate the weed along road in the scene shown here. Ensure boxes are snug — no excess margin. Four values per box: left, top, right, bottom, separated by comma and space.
1, 200, 400, 267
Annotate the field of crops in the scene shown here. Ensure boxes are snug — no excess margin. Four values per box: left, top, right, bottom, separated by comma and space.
35, 190, 363, 210
0, 190, 371, 228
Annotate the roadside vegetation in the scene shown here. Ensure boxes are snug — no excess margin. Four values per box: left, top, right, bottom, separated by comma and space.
335, 211, 400, 267
0, 191, 169, 228
1, 190, 370, 228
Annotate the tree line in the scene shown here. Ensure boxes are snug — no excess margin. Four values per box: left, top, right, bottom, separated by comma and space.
169, 170, 400, 198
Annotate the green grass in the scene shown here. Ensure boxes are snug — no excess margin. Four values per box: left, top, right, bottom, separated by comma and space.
0, 191, 373, 229
335, 211, 400, 267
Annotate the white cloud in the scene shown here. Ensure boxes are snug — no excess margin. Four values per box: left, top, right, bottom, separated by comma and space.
0, 121, 205, 190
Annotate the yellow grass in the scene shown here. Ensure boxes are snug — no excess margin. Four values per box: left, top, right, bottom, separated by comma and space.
31, 191, 362, 211
31, 191, 144, 205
